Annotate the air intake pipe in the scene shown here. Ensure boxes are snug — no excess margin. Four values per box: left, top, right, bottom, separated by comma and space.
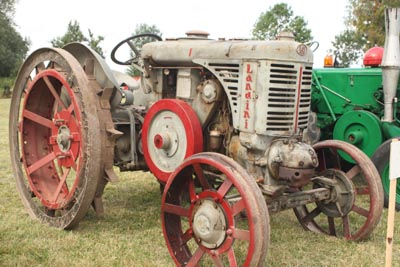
382, 8, 400, 122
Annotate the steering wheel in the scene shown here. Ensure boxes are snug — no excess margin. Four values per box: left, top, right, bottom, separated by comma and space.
111, 33, 162, 65
305, 41, 320, 52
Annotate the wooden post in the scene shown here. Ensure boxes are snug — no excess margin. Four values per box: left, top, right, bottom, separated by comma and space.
385, 139, 400, 267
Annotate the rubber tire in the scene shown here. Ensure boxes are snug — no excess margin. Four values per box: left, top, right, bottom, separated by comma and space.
371, 138, 400, 211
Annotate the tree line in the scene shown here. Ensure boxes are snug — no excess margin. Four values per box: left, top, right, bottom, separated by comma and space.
1, 0, 398, 82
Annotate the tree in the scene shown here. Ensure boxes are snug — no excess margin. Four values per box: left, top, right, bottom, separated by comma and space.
127, 23, 162, 77
0, 0, 17, 18
252, 3, 312, 43
332, 0, 399, 66
51, 20, 105, 57
0, 0, 30, 77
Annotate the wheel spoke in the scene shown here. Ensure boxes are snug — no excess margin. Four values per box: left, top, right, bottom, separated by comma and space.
355, 186, 370, 195
52, 168, 71, 202
232, 228, 250, 241
186, 246, 205, 267
328, 216, 336, 236
35, 63, 46, 76
346, 165, 361, 180
69, 151, 78, 171
352, 204, 369, 217
218, 178, 233, 198
343, 215, 351, 238
67, 103, 74, 114
23, 109, 53, 129
227, 247, 238, 267
231, 199, 245, 216
211, 254, 224, 267
27, 152, 56, 175
180, 228, 194, 246
302, 206, 322, 223
43, 76, 67, 110
163, 203, 190, 217
193, 163, 211, 190
188, 178, 197, 203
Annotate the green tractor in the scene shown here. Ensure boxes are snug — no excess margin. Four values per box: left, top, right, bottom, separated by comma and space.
311, 40, 400, 209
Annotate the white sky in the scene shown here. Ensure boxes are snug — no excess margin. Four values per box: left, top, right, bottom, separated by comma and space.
14, 0, 349, 71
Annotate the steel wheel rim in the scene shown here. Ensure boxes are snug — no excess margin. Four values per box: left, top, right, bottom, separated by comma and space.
20, 69, 83, 209
293, 140, 383, 241
9, 47, 101, 228
161, 152, 269, 266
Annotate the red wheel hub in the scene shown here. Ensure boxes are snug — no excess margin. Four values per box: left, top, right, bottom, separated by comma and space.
20, 69, 83, 209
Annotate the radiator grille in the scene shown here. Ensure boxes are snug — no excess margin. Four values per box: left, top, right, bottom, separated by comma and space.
208, 63, 240, 115
266, 63, 312, 134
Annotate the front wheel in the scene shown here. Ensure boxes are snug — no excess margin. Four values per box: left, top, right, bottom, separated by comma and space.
161, 152, 269, 266
294, 140, 384, 241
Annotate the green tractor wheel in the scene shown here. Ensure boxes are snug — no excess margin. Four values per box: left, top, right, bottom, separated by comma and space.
333, 110, 383, 164
371, 138, 400, 210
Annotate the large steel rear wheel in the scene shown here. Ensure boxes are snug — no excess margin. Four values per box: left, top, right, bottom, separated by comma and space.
161, 152, 269, 266
293, 140, 383, 241
9, 48, 102, 229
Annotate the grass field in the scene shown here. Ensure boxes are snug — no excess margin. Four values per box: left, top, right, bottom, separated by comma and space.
1, 97, 400, 266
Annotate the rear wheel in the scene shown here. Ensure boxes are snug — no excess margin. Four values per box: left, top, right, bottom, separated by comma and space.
161, 152, 269, 266
293, 140, 383, 241
9, 48, 102, 229
371, 138, 400, 211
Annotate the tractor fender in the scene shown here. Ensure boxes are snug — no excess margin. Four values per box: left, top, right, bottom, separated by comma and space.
63, 42, 127, 108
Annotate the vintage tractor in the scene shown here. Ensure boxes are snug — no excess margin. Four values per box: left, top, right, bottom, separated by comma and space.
9, 20, 387, 267
311, 8, 400, 210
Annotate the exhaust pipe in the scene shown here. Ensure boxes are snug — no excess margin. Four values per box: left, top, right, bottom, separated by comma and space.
382, 8, 400, 122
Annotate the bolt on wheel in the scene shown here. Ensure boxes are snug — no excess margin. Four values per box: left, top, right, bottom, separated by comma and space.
293, 140, 384, 241
9, 48, 102, 229
161, 152, 269, 266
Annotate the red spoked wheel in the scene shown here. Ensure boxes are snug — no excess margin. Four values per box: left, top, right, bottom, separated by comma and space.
293, 140, 384, 241
9, 48, 102, 229
142, 99, 203, 183
161, 152, 269, 266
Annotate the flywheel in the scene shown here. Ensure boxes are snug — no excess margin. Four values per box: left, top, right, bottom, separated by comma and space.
142, 99, 203, 183
9, 48, 102, 229
333, 110, 383, 163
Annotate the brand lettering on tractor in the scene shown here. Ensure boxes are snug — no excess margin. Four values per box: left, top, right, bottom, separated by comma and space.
242, 64, 254, 129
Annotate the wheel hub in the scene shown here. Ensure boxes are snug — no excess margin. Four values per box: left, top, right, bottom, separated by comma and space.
153, 126, 179, 157
57, 125, 71, 152
316, 169, 355, 217
192, 199, 227, 249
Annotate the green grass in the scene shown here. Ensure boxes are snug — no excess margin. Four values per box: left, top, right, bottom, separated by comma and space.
1, 97, 400, 266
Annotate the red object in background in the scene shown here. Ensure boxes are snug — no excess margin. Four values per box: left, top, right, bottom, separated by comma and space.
363, 47, 384, 67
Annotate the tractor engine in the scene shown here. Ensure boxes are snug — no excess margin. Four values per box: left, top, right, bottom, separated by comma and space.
115, 30, 318, 192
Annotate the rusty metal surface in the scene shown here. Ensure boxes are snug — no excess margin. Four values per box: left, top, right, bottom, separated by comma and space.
9, 47, 102, 229
293, 139, 384, 241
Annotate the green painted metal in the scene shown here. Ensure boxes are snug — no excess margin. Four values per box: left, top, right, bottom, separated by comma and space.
312, 66, 400, 209
333, 110, 383, 163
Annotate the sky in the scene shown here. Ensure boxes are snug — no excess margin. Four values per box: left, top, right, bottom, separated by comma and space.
14, 0, 350, 71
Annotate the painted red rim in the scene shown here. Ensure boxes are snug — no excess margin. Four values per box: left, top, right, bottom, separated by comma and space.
142, 99, 203, 183
20, 69, 83, 209
161, 152, 268, 266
